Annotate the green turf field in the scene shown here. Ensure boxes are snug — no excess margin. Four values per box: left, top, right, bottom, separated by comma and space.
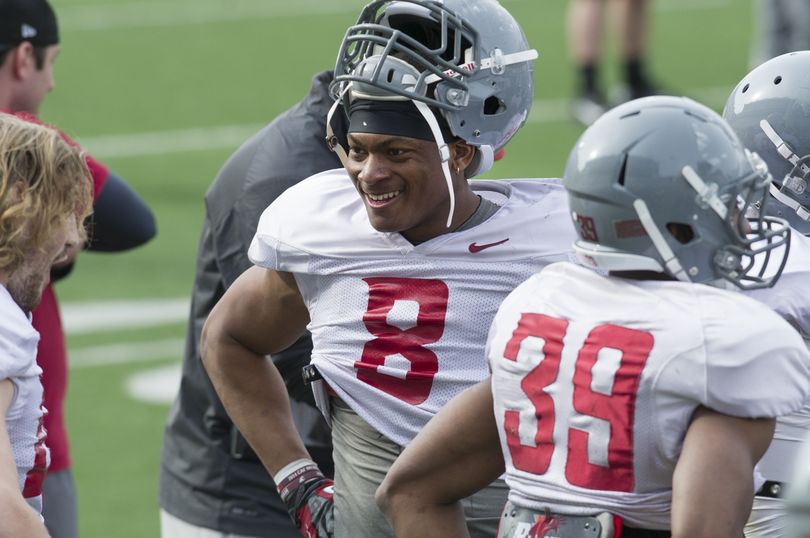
39, 0, 754, 535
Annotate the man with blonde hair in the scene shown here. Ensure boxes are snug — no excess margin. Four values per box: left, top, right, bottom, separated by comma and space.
0, 112, 92, 537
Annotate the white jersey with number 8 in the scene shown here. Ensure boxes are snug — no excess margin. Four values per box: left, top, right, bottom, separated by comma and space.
249, 169, 575, 447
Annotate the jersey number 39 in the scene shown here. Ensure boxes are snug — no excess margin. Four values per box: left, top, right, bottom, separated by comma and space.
502, 313, 653, 492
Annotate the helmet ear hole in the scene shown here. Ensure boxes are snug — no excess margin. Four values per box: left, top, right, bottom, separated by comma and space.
484, 96, 505, 115
666, 222, 695, 244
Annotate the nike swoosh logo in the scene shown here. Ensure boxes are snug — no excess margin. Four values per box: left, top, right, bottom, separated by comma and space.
468, 238, 510, 253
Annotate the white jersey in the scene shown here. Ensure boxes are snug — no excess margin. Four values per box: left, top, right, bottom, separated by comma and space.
746, 231, 810, 484
249, 169, 576, 446
744, 231, 810, 538
488, 262, 810, 530
0, 285, 47, 516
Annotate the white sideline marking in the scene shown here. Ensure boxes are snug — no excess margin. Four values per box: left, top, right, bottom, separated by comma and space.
657, 0, 731, 11
79, 87, 732, 159
69, 337, 184, 369
59, 0, 371, 32
58, 0, 727, 32
77, 124, 265, 158
62, 298, 189, 334
125, 363, 182, 404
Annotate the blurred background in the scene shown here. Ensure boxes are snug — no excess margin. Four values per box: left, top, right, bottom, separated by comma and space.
42, 0, 753, 535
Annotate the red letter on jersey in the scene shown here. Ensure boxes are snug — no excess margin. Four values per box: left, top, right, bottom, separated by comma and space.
356, 278, 449, 405
502, 313, 568, 475
22, 407, 48, 498
566, 324, 653, 492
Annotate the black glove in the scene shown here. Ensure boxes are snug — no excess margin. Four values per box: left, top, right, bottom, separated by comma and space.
276, 461, 335, 538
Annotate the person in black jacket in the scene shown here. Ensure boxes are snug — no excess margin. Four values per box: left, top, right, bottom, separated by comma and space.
158, 70, 338, 538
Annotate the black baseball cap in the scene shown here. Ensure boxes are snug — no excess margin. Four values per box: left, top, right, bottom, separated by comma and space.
0, 0, 59, 48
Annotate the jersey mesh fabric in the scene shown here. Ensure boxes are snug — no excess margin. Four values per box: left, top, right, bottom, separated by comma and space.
746, 231, 810, 483
0, 285, 47, 515
249, 171, 576, 447
488, 262, 810, 530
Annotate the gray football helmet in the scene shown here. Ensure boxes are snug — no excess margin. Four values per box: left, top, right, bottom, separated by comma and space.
564, 96, 790, 290
724, 51, 810, 234
331, 0, 537, 152
327, 0, 537, 228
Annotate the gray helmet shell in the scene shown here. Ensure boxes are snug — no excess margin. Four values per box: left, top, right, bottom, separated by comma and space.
564, 96, 789, 290
724, 51, 810, 234
331, 0, 535, 151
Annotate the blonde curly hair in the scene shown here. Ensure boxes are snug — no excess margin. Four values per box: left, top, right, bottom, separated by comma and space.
0, 113, 93, 274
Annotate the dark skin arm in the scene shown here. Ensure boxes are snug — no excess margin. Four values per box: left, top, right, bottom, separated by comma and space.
376, 377, 503, 538
200, 266, 312, 475
671, 406, 775, 538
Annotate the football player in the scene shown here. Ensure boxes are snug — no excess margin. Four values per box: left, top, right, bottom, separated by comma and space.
0, 113, 92, 537
376, 96, 810, 538
200, 1, 578, 537
0, 3, 156, 535
723, 50, 810, 538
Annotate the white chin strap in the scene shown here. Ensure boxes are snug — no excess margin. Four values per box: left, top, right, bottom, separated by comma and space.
681, 165, 728, 219
326, 87, 351, 167
760, 118, 810, 221
771, 183, 810, 220
411, 99, 455, 228
633, 198, 690, 282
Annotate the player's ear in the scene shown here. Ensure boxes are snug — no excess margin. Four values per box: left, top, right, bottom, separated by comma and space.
10, 42, 35, 80
450, 141, 476, 177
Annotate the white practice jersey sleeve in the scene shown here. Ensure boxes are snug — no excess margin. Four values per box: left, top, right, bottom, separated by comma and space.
488, 262, 810, 530
249, 169, 577, 446
0, 285, 47, 516
745, 230, 810, 483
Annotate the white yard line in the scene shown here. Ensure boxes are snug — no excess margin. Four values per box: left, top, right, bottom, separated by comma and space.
80, 87, 732, 158
125, 363, 181, 404
58, 0, 371, 32
76, 124, 265, 159
656, 0, 731, 11
68, 337, 184, 369
62, 298, 189, 334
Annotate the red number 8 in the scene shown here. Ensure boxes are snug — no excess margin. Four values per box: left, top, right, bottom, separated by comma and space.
355, 277, 449, 405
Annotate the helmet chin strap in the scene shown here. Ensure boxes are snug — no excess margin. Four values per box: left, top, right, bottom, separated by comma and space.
325, 86, 351, 167
633, 198, 690, 282
411, 99, 456, 228
760, 118, 810, 220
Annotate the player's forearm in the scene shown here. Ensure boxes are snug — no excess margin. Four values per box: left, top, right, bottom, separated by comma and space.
378, 379, 502, 537
0, 492, 49, 538
383, 498, 469, 538
200, 322, 310, 476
